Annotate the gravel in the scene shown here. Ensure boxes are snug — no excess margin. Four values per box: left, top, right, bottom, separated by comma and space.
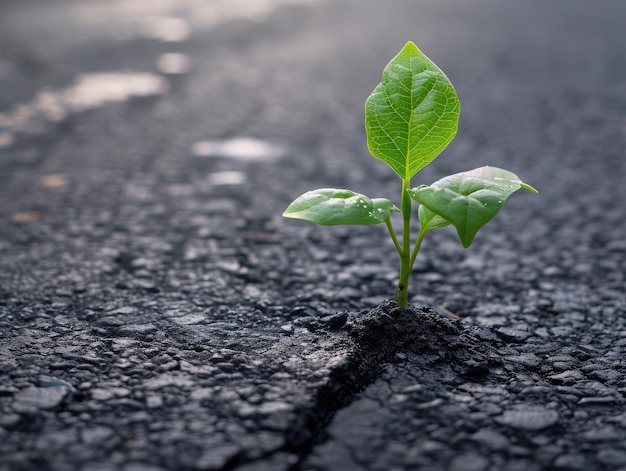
1, 0, 625, 469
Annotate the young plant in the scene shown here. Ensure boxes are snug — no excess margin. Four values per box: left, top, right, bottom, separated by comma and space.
283, 41, 537, 308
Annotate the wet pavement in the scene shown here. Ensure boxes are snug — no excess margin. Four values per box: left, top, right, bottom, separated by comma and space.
1, 0, 625, 470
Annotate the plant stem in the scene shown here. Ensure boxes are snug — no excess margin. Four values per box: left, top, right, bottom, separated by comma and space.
396, 179, 412, 308
409, 226, 427, 271
385, 218, 402, 255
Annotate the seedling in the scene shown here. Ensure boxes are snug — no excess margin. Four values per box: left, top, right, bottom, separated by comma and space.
283, 42, 537, 308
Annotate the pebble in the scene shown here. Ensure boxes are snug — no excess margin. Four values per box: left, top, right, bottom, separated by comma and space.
548, 370, 584, 385
173, 313, 206, 325
589, 369, 622, 382
256, 401, 293, 414
118, 324, 157, 336
582, 425, 621, 442
578, 396, 619, 405
13, 386, 69, 410
450, 453, 489, 471
469, 429, 510, 451
496, 406, 559, 431
90, 387, 130, 401
496, 327, 533, 342
0, 413, 21, 428
597, 448, 626, 466
552, 454, 587, 471
81, 426, 115, 444
505, 353, 541, 368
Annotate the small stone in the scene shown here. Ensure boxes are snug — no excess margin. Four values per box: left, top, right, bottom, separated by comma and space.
589, 369, 622, 383
469, 429, 509, 451
597, 448, 626, 467
582, 425, 620, 442
190, 389, 214, 401
90, 389, 114, 401
173, 313, 206, 325
496, 327, 533, 342
450, 453, 489, 471
550, 326, 574, 337
0, 413, 21, 428
257, 401, 293, 414
107, 306, 138, 315
547, 354, 578, 369
146, 395, 163, 408
578, 396, 619, 405
13, 386, 69, 410
496, 405, 559, 431
118, 324, 157, 335
552, 454, 587, 471
401, 384, 423, 394
506, 353, 541, 369
548, 370, 584, 385
81, 426, 114, 444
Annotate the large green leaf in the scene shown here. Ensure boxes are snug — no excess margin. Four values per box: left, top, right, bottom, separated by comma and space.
365, 41, 460, 181
283, 188, 399, 226
409, 166, 538, 248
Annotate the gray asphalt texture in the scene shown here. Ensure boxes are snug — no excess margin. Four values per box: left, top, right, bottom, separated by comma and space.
1, 0, 625, 470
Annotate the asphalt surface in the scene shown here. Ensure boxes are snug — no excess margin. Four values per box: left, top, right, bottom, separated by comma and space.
1, 0, 625, 470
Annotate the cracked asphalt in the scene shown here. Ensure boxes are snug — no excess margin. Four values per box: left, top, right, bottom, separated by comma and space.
1, 0, 625, 470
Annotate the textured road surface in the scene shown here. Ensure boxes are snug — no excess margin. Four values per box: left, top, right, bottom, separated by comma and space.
1, 0, 625, 470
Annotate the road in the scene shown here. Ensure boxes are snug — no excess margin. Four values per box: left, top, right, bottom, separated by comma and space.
1, 0, 625, 470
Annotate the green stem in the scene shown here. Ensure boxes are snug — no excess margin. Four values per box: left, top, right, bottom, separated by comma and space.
385, 218, 402, 255
409, 226, 427, 271
397, 179, 412, 308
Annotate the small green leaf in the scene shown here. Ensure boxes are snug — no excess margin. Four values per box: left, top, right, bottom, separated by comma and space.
418, 205, 451, 233
283, 188, 399, 226
409, 166, 537, 248
365, 41, 460, 180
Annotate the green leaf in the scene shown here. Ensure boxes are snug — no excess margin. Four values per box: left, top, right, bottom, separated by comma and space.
409, 166, 538, 248
365, 41, 460, 181
283, 188, 399, 226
